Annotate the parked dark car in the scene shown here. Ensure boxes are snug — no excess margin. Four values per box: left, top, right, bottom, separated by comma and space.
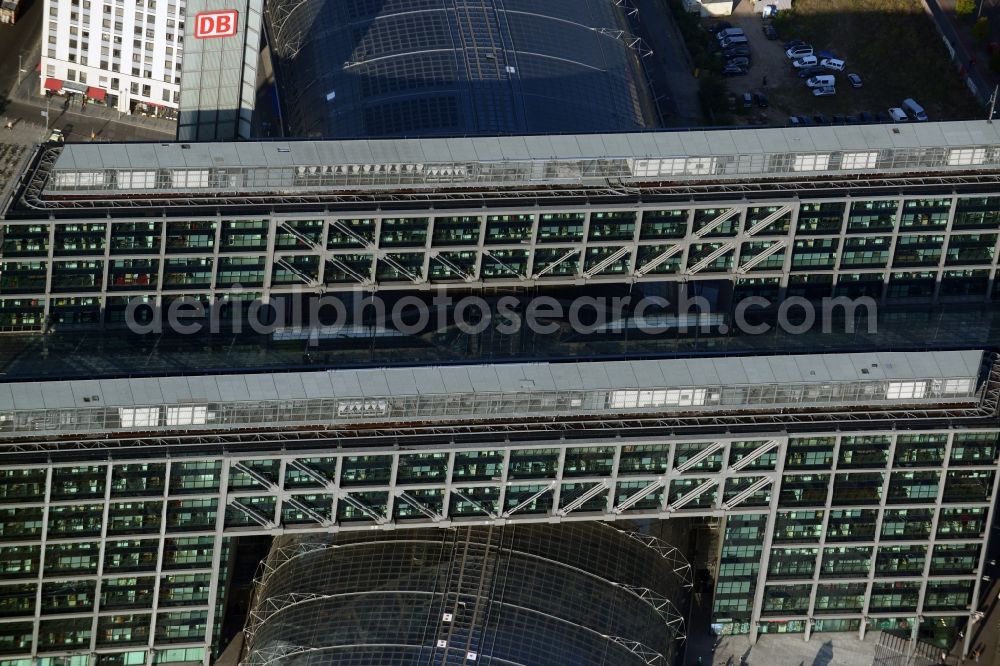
724, 46, 752, 57
859, 111, 874, 123
813, 114, 830, 124
798, 66, 825, 78
743, 92, 753, 108
789, 115, 812, 126
763, 24, 779, 40
783, 39, 806, 49
723, 65, 748, 77
832, 115, 847, 124
727, 56, 751, 69
710, 21, 733, 33
844, 115, 859, 124
848, 73, 863, 88
728, 93, 738, 111
756, 92, 769, 108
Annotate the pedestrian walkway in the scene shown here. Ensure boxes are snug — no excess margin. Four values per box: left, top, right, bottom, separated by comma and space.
924, 0, 996, 109
0, 117, 46, 145
4, 36, 176, 139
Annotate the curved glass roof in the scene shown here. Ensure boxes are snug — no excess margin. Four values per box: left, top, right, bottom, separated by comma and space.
265, 0, 657, 138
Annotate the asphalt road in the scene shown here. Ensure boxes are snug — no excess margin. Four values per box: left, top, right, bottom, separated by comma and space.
0, 0, 173, 143
0, 0, 43, 108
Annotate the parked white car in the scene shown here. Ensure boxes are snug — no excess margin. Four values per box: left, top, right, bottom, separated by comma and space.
820, 57, 845, 71
806, 75, 836, 88
888, 107, 908, 122
786, 45, 813, 59
793, 55, 819, 68
812, 86, 836, 97
716, 27, 745, 41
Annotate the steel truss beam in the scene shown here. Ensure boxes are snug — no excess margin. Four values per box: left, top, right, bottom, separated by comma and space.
395, 490, 445, 522
721, 477, 772, 510
502, 482, 555, 518
557, 480, 609, 516
693, 208, 738, 238
635, 243, 683, 276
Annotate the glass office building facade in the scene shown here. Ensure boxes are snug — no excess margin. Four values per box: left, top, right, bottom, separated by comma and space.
2, 122, 1000, 663
0, 349, 995, 663
4, 123, 1000, 331
0, 425, 996, 663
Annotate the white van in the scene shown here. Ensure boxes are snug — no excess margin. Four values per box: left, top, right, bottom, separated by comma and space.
901, 98, 928, 121
888, 107, 908, 122
720, 35, 749, 49
806, 75, 836, 88
716, 27, 745, 41
820, 57, 845, 71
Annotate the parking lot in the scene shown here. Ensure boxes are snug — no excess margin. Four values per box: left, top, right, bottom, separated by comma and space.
712, 0, 980, 124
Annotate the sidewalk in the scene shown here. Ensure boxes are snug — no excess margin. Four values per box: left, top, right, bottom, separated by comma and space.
5, 35, 176, 140
924, 0, 996, 109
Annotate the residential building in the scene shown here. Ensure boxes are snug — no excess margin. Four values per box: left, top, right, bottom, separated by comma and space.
40, 0, 186, 117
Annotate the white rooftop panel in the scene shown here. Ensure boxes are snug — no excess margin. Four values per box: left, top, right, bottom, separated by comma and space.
493, 364, 536, 392
660, 360, 694, 387
437, 367, 475, 394
740, 358, 776, 385
127, 378, 163, 406
12, 383, 43, 410
69, 380, 104, 405
579, 363, 614, 390
576, 134, 611, 158
356, 370, 391, 397
99, 379, 135, 407
497, 136, 532, 161
185, 376, 223, 402
713, 358, 750, 385
389, 368, 419, 396
767, 356, 804, 384
0, 351, 984, 418
298, 373, 333, 399
412, 368, 446, 395
794, 356, 832, 382
216, 376, 251, 402
678, 131, 712, 156
548, 363, 585, 391
41, 383, 75, 409
243, 374, 280, 401
157, 377, 194, 404
468, 367, 503, 393
327, 371, 362, 398
630, 360, 668, 387
534, 364, 565, 391
685, 358, 722, 386
601, 134, 635, 159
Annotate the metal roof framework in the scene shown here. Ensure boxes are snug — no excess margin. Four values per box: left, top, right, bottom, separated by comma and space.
10, 121, 1000, 215
0, 351, 986, 439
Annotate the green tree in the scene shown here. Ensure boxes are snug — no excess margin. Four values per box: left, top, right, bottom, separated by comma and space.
957, 0, 977, 17
972, 16, 991, 41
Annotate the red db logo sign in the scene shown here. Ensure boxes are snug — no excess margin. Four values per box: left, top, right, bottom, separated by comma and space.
194, 10, 238, 39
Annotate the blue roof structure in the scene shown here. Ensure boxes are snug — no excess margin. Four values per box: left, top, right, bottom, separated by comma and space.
265, 0, 657, 138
